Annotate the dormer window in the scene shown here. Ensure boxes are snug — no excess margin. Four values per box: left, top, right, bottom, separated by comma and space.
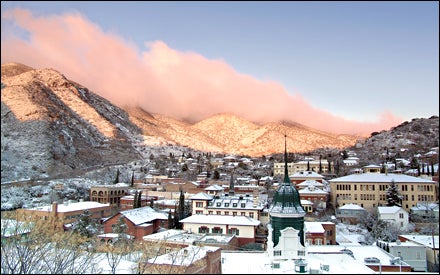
233, 203, 237, 207
225, 203, 229, 207
217, 202, 221, 207
241, 203, 246, 208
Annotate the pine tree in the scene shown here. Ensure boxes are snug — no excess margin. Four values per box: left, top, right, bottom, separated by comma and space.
168, 210, 173, 229
73, 210, 98, 238
130, 171, 134, 187
307, 161, 310, 171
113, 169, 120, 184
386, 180, 402, 207
133, 191, 139, 209
137, 190, 142, 208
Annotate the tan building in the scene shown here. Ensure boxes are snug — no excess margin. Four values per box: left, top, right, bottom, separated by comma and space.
274, 160, 333, 177
17, 201, 113, 228
329, 173, 438, 212
90, 183, 130, 207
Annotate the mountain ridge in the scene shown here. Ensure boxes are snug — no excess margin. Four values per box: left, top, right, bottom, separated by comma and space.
3, 62, 436, 182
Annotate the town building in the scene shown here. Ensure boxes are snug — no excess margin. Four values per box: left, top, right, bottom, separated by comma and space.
179, 214, 261, 246
377, 206, 409, 229
328, 172, 438, 212
273, 159, 333, 177
89, 183, 130, 207
16, 200, 113, 229
102, 206, 169, 240
398, 234, 439, 272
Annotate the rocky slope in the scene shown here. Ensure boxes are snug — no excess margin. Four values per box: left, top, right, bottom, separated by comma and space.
1, 63, 142, 182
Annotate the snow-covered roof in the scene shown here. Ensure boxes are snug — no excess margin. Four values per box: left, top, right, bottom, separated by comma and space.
300, 199, 313, 205
121, 206, 168, 225
180, 214, 260, 226
338, 204, 365, 210
297, 179, 325, 187
204, 184, 224, 191
377, 206, 405, 215
304, 222, 325, 233
399, 234, 439, 249
298, 186, 328, 194
221, 250, 375, 274
411, 203, 439, 211
307, 245, 411, 268
329, 173, 436, 183
147, 245, 220, 266
290, 171, 324, 178
189, 192, 213, 200
29, 201, 110, 212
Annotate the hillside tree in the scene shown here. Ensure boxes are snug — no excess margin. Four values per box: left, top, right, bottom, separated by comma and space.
386, 180, 402, 207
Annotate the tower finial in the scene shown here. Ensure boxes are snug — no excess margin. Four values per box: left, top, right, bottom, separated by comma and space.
283, 134, 291, 185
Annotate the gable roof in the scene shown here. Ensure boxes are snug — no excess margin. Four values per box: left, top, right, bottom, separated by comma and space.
121, 206, 168, 225
329, 173, 436, 183
189, 192, 213, 200
378, 206, 406, 215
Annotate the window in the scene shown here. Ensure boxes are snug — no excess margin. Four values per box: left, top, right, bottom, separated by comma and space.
225, 203, 230, 207
208, 211, 213, 214
249, 212, 254, 218
241, 212, 246, 216
216, 211, 221, 215
216, 202, 221, 207
212, 227, 223, 234
273, 250, 282, 256
224, 211, 229, 215
196, 210, 203, 214
241, 203, 246, 208
316, 239, 322, 245
199, 226, 209, 233
273, 263, 280, 269
196, 202, 203, 207
233, 203, 237, 207
228, 228, 239, 235
298, 250, 305, 256
232, 212, 237, 216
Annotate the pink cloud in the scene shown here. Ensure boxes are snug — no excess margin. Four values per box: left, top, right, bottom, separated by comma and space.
1, 8, 403, 136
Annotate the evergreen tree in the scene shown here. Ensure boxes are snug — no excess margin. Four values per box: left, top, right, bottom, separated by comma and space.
213, 170, 220, 180
307, 161, 310, 171
73, 210, 98, 238
386, 180, 402, 207
168, 210, 173, 229
130, 171, 134, 187
137, 190, 142, 208
431, 162, 435, 176
113, 169, 120, 184
173, 204, 179, 229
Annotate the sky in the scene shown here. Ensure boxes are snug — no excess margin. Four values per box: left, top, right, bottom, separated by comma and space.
1, 1, 438, 136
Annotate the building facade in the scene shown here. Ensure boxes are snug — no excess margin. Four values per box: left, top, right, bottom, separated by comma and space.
329, 173, 438, 212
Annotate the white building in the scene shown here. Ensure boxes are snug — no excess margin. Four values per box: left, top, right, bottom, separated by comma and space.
377, 206, 409, 228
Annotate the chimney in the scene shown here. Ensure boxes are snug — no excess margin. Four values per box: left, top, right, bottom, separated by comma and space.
253, 189, 259, 207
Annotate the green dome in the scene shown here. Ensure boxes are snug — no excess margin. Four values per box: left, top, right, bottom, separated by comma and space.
271, 181, 305, 214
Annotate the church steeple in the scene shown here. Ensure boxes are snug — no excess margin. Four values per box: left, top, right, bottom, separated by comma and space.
269, 134, 305, 246
283, 134, 291, 185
